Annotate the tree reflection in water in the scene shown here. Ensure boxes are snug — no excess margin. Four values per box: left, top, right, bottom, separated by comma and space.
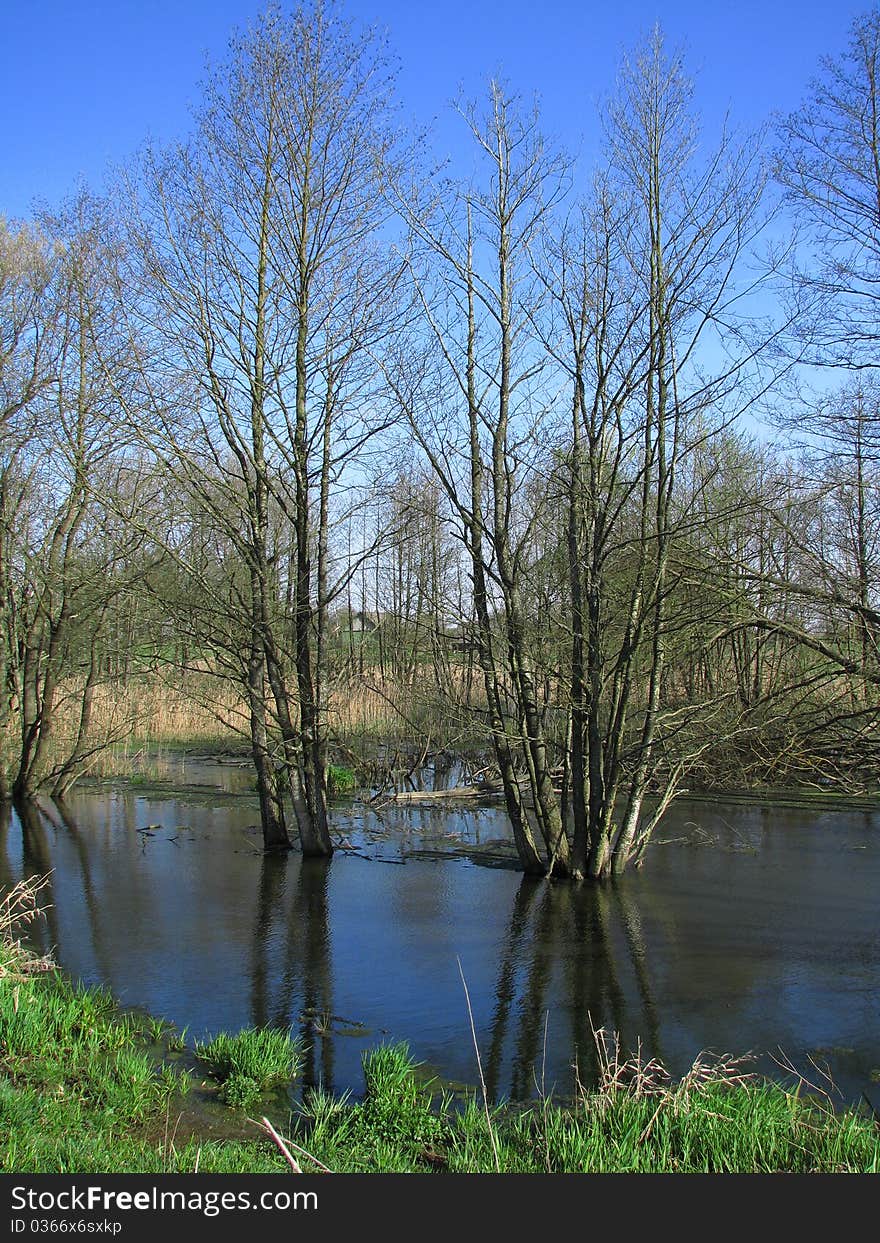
7, 797, 60, 956
0, 789, 877, 1108
251, 852, 335, 1094
485, 876, 662, 1101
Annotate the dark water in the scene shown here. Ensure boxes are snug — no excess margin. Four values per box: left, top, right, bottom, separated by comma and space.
2, 775, 879, 1109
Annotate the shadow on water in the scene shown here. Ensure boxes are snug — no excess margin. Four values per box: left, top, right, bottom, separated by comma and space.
5, 798, 61, 956
1, 786, 879, 1107
483, 877, 664, 1102
250, 853, 336, 1094
41, 798, 115, 984
0, 805, 657, 1114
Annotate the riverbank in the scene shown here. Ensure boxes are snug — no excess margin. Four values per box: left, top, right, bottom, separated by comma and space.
1, 880, 877, 1174
35, 666, 880, 806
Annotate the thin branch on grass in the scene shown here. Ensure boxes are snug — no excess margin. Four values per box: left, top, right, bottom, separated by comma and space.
254, 1115, 303, 1173
252, 1116, 333, 1174
540, 1010, 552, 1173
457, 956, 500, 1172
770, 1047, 841, 1107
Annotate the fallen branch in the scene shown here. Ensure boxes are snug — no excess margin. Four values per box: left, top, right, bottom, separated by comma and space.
391, 785, 497, 802
251, 1116, 333, 1174
254, 1116, 302, 1173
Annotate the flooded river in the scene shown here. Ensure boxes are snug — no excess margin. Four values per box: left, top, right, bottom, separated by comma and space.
2, 763, 878, 1108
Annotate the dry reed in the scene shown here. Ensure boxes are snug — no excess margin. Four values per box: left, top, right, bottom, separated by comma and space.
580, 1014, 756, 1115
0, 873, 55, 979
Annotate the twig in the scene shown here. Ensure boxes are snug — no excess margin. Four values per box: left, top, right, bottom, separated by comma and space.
638, 1100, 664, 1144
770, 1047, 840, 1106
255, 1116, 302, 1173
162, 1104, 182, 1172
251, 1116, 333, 1174
540, 1010, 552, 1173
275, 1132, 333, 1174
457, 956, 500, 1173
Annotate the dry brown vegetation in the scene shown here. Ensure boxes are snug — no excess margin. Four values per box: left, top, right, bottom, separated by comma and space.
29, 666, 482, 776
0, 874, 55, 979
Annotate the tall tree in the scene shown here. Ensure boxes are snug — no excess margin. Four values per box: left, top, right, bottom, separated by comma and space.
124, 1, 401, 853
0, 216, 61, 799
566, 30, 769, 876
390, 83, 571, 875
1, 195, 145, 800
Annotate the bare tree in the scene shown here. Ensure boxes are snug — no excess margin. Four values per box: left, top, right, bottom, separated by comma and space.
1, 194, 146, 800
563, 30, 770, 876
389, 83, 572, 875
777, 7, 880, 370
0, 216, 62, 799
123, 1, 402, 853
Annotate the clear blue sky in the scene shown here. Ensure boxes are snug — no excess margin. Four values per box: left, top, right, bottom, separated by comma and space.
0, 0, 873, 219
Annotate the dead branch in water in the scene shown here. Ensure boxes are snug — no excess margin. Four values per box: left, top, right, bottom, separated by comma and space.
391, 785, 499, 803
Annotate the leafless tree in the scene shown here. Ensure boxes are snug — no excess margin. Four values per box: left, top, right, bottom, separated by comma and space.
777, 8, 880, 370
121, 1, 403, 852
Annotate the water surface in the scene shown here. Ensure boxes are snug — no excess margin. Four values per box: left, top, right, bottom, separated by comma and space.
2, 776, 878, 1108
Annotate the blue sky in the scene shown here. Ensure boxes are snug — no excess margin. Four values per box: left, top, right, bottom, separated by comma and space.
0, 0, 872, 219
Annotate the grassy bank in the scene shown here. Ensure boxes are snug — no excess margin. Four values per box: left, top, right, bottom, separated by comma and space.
1, 880, 877, 1175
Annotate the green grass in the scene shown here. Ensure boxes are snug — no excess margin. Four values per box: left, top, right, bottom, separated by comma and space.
0, 950, 303, 1171
194, 1027, 302, 1109
0, 964, 190, 1172
328, 764, 358, 796
438, 1083, 880, 1174
166, 1024, 189, 1053
293, 1044, 453, 1172
2, 965, 878, 1173
289, 1042, 880, 1174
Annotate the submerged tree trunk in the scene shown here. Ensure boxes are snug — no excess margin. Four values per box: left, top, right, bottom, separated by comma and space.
247, 620, 290, 852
